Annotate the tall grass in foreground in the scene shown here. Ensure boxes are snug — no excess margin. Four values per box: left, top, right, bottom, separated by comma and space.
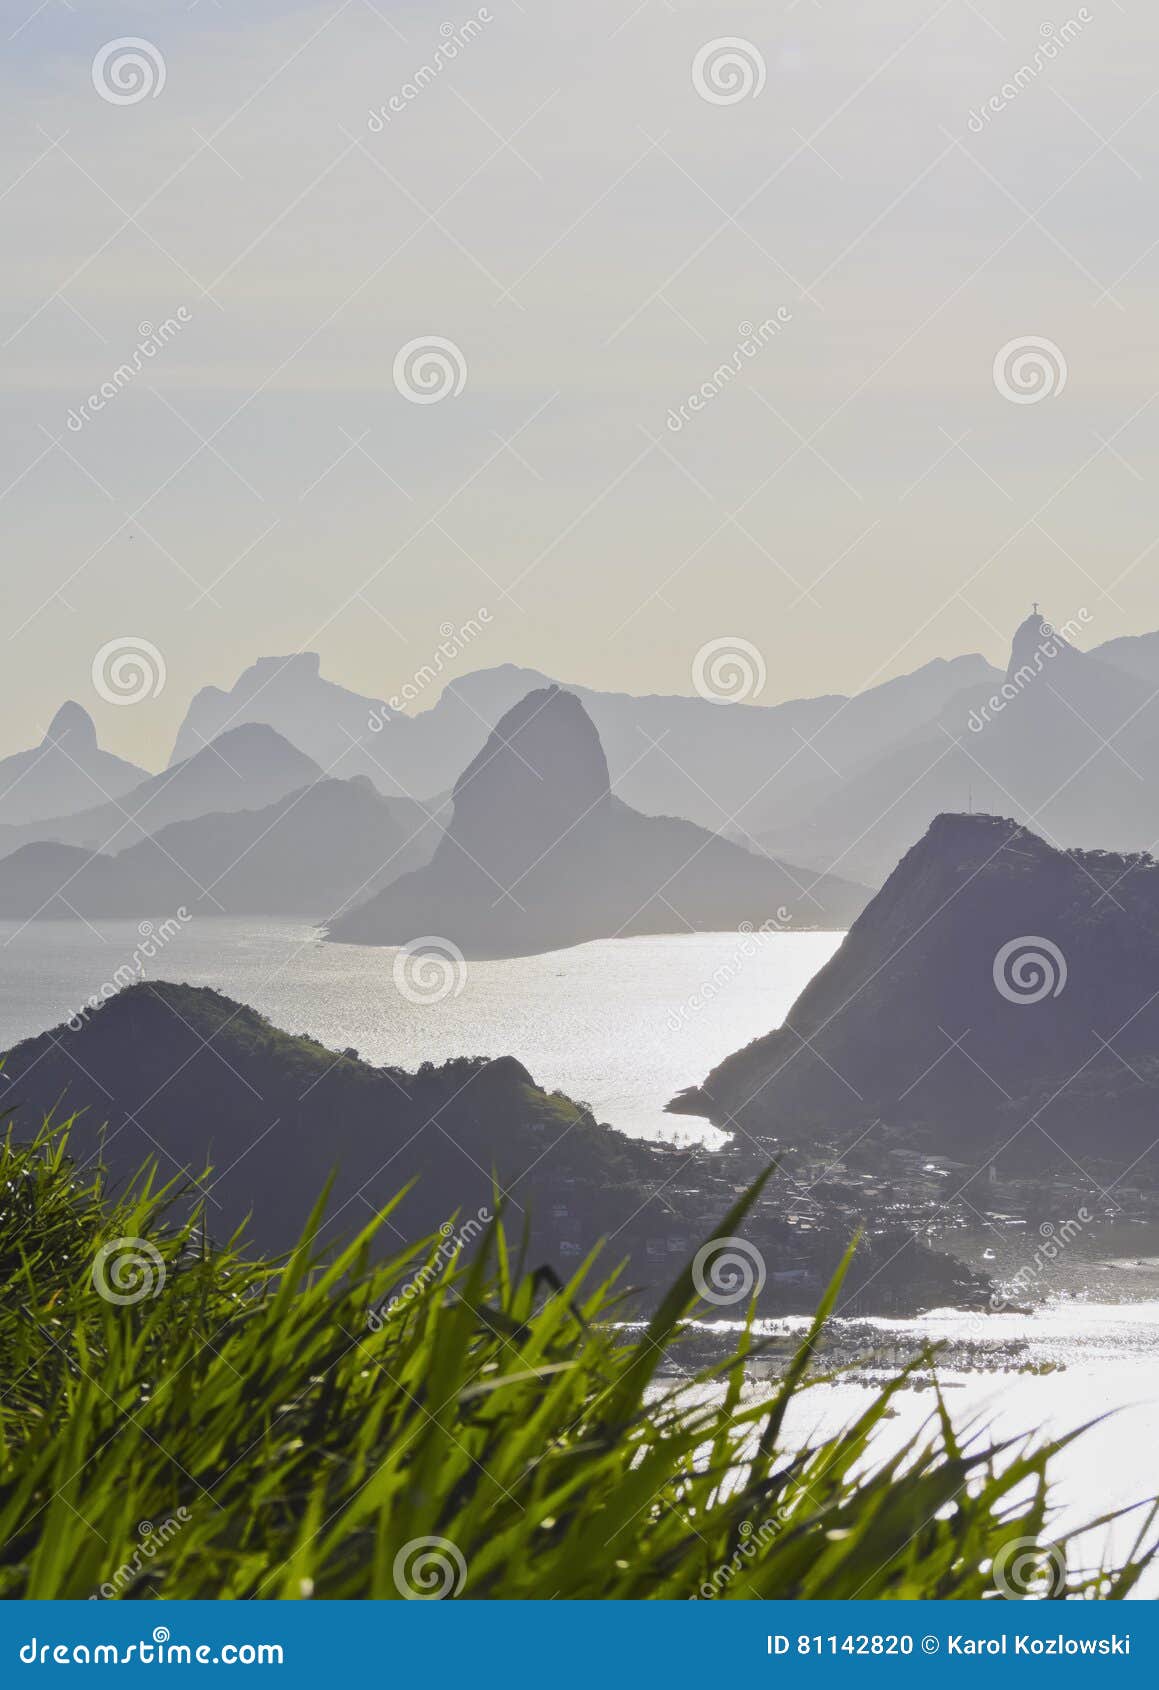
0, 1120, 1154, 1600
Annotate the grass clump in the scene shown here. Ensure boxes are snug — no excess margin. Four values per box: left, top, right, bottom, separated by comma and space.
0, 1120, 1153, 1600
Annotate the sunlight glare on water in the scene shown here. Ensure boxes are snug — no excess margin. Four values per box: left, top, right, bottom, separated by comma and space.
0, 921, 843, 1146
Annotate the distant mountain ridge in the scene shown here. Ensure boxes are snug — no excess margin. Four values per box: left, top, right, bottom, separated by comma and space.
0, 703, 148, 828
0, 777, 439, 921
328, 685, 871, 955
671, 811, 1159, 1180
166, 650, 1001, 835
755, 611, 1159, 884
0, 722, 323, 859
1091, 628, 1159, 688
12, 616, 1159, 895
170, 653, 543, 802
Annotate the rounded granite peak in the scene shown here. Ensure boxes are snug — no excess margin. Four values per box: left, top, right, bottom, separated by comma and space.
444, 686, 611, 871
43, 701, 97, 748
1006, 605, 1077, 682
452, 686, 610, 808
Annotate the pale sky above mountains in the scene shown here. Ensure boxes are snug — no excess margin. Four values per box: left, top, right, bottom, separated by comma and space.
4, 0, 1159, 763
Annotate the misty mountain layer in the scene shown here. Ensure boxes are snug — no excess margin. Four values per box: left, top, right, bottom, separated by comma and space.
0, 722, 324, 860
328, 685, 870, 955
0, 776, 440, 920
757, 613, 1159, 883
169, 649, 999, 833
0, 703, 148, 828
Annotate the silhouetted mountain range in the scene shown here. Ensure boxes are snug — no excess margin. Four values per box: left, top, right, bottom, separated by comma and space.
0, 983, 989, 1310
0, 982, 653, 1256
7, 610, 1159, 932
0, 723, 323, 859
167, 650, 1000, 831
756, 613, 1159, 884
328, 686, 871, 955
0, 704, 147, 827
0, 777, 439, 920
171, 652, 542, 800
1092, 629, 1159, 688
671, 811, 1159, 1182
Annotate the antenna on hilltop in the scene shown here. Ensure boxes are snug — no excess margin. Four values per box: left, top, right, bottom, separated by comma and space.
968, 784, 973, 814
1032, 600, 1039, 615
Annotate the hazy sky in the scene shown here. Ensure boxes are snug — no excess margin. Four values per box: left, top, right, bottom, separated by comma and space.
4, 0, 1159, 764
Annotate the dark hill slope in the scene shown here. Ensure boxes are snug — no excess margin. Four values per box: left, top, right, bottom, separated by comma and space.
0, 984, 987, 1312
671, 813, 1159, 1179
0, 982, 654, 1257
